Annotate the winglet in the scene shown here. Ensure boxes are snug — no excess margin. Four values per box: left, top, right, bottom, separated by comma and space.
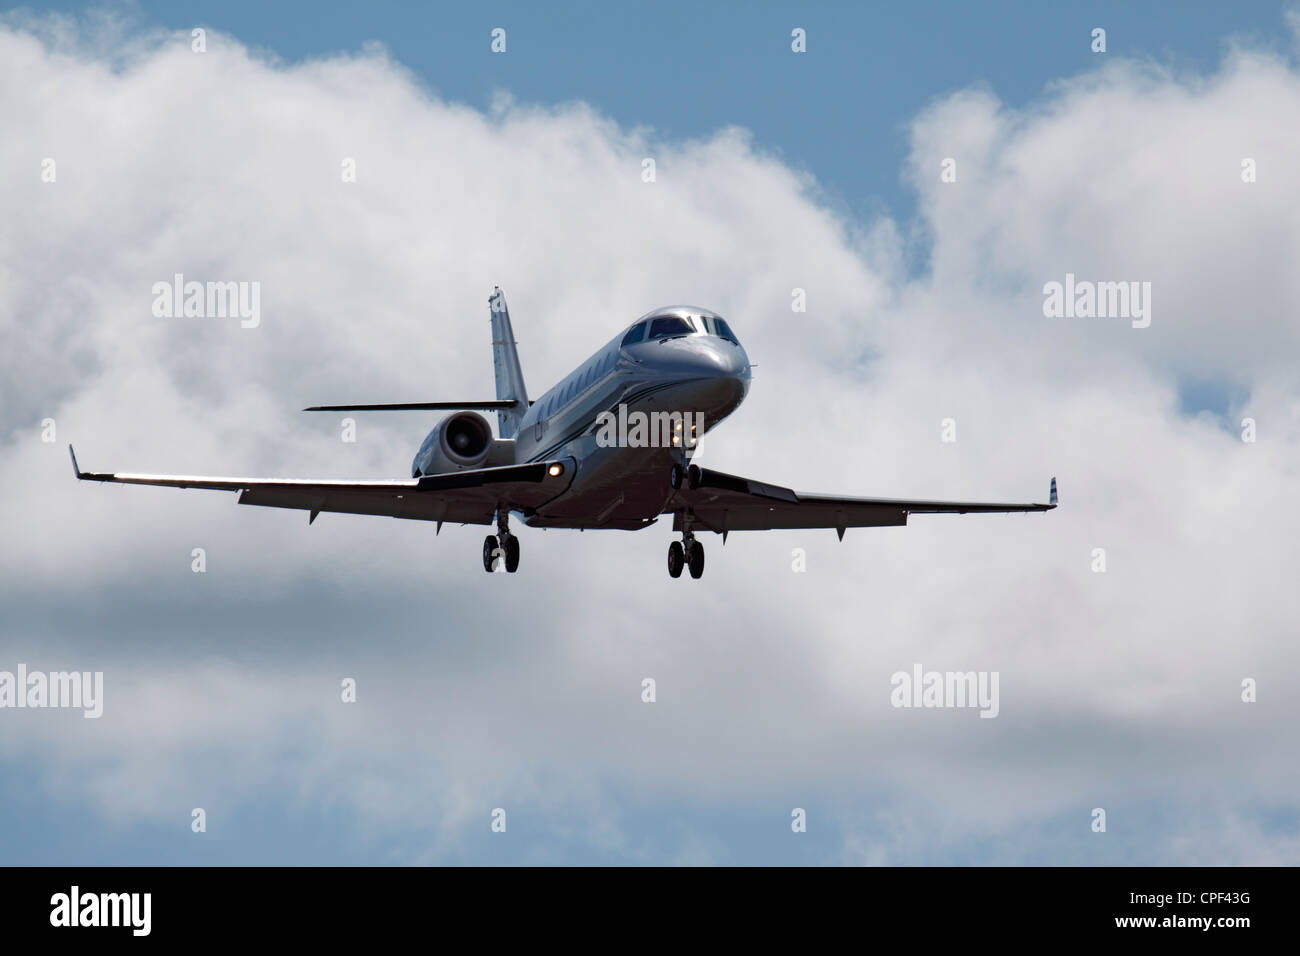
1049, 476, 1058, 508
69, 444, 84, 479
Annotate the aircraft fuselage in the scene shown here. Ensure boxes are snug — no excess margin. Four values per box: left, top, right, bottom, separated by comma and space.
417, 306, 751, 530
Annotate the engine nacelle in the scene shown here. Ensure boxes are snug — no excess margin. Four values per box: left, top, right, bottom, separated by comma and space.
412, 412, 513, 476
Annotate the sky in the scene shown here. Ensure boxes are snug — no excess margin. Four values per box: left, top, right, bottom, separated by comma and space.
1, 0, 1298, 865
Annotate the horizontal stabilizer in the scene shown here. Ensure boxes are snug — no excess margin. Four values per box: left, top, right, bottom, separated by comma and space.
303, 401, 525, 412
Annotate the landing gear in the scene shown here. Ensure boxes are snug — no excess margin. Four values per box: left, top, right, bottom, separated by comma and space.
667, 531, 705, 579
670, 462, 703, 491
482, 508, 520, 573
667, 540, 684, 577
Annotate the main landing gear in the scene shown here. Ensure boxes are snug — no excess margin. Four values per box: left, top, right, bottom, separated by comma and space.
482, 508, 520, 573
667, 531, 704, 579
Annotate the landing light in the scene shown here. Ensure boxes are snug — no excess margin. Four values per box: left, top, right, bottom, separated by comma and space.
547, 463, 564, 477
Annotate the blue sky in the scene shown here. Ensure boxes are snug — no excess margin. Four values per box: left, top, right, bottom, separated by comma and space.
3, 0, 1299, 865
24, 0, 1295, 231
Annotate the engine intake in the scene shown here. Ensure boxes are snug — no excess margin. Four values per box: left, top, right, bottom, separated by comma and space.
412, 411, 497, 475
443, 413, 491, 463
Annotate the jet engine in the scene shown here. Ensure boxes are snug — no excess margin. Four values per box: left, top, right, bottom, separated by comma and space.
412, 411, 516, 476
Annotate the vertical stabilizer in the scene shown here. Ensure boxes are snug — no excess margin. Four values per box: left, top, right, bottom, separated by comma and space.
488, 287, 529, 438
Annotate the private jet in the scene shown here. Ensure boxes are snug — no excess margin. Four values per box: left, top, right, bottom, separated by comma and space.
72, 288, 1057, 578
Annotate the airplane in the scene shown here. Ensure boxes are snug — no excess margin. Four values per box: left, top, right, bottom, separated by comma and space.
71, 287, 1057, 578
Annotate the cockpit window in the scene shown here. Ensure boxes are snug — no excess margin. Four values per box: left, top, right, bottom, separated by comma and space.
620, 322, 646, 348
648, 316, 695, 340
713, 317, 740, 346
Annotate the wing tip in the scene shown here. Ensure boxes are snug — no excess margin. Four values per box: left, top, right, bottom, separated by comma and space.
68, 444, 83, 479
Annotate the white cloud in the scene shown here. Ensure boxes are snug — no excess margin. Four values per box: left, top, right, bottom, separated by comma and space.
1, 14, 1297, 863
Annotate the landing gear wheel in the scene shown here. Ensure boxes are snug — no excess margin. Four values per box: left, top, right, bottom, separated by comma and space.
687, 539, 705, 579
670, 463, 684, 490
687, 464, 702, 490
488, 506, 517, 574
667, 540, 685, 578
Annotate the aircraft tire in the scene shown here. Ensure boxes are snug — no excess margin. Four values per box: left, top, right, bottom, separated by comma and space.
667, 541, 685, 578
687, 540, 705, 579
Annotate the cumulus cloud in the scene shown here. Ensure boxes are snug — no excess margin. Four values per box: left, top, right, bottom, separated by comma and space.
1, 12, 1297, 863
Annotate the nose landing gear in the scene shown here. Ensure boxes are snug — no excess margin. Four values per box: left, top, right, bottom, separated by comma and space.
668, 462, 702, 491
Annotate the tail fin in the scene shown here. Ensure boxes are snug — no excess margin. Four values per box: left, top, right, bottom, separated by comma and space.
489, 287, 529, 438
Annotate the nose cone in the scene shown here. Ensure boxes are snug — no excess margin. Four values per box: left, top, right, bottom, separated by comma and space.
668, 336, 750, 381
659, 337, 751, 419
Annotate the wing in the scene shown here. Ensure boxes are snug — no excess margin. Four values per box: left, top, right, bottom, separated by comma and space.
668, 466, 1056, 538
70, 446, 573, 526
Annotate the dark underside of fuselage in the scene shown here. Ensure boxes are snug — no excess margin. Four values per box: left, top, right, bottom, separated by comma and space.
524, 443, 679, 531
